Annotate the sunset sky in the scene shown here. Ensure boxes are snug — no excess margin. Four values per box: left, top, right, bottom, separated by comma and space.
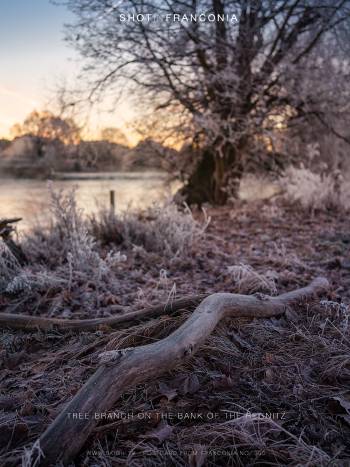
0, 0, 135, 142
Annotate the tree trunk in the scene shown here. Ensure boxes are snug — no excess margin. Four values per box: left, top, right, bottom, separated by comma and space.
178, 145, 243, 206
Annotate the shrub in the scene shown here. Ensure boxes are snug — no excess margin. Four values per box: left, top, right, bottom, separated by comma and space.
15, 186, 127, 314
7, 188, 207, 315
280, 166, 350, 211
89, 209, 124, 246
90, 202, 210, 259
0, 239, 65, 295
0, 240, 21, 293
24, 185, 126, 276
119, 202, 210, 258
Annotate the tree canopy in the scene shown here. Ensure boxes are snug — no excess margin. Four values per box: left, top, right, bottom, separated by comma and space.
100, 127, 129, 146
11, 110, 81, 145
62, 0, 350, 203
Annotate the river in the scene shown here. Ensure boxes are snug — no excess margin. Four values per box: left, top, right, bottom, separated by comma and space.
0, 172, 179, 231
0, 172, 279, 231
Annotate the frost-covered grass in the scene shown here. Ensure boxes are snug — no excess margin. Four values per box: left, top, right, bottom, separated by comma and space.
227, 263, 278, 295
3, 186, 127, 316
2, 187, 208, 317
0, 240, 21, 293
89, 201, 210, 259
118, 202, 210, 258
239, 174, 281, 201
0, 238, 66, 296
24, 185, 125, 271
281, 166, 350, 212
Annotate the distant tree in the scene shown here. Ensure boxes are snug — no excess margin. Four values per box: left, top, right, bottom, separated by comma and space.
11, 110, 81, 145
62, 0, 350, 204
100, 127, 129, 146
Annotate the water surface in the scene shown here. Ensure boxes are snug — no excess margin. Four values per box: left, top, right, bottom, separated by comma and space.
0, 172, 177, 231
0, 172, 280, 232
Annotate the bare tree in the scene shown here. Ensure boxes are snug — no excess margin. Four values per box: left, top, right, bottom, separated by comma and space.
11, 110, 81, 145
60, 0, 350, 204
100, 127, 129, 146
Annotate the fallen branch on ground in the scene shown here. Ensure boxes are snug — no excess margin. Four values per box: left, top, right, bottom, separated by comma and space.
0, 217, 22, 232
0, 295, 207, 332
0, 217, 27, 265
26, 277, 329, 466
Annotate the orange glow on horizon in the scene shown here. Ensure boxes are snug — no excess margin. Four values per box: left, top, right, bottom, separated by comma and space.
0, 84, 140, 146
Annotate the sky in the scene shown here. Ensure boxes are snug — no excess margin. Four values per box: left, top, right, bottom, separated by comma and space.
0, 0, 135, 142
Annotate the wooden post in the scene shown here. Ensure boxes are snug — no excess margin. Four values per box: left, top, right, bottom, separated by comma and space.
109, 190, 115, 213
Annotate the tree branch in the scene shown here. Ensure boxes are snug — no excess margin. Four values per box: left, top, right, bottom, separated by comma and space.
0, 294, 207, 332
28, 277, 329, 466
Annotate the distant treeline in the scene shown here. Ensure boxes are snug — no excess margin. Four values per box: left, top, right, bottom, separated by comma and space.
0, 136, 178, 178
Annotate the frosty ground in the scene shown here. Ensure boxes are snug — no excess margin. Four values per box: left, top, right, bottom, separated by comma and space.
0, 191, 349, 466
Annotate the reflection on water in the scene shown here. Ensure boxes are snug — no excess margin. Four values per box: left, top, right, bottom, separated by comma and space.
0, 172, 179, 231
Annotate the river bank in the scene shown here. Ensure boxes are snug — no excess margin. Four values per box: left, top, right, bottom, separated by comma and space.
0, 197, 349, 465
